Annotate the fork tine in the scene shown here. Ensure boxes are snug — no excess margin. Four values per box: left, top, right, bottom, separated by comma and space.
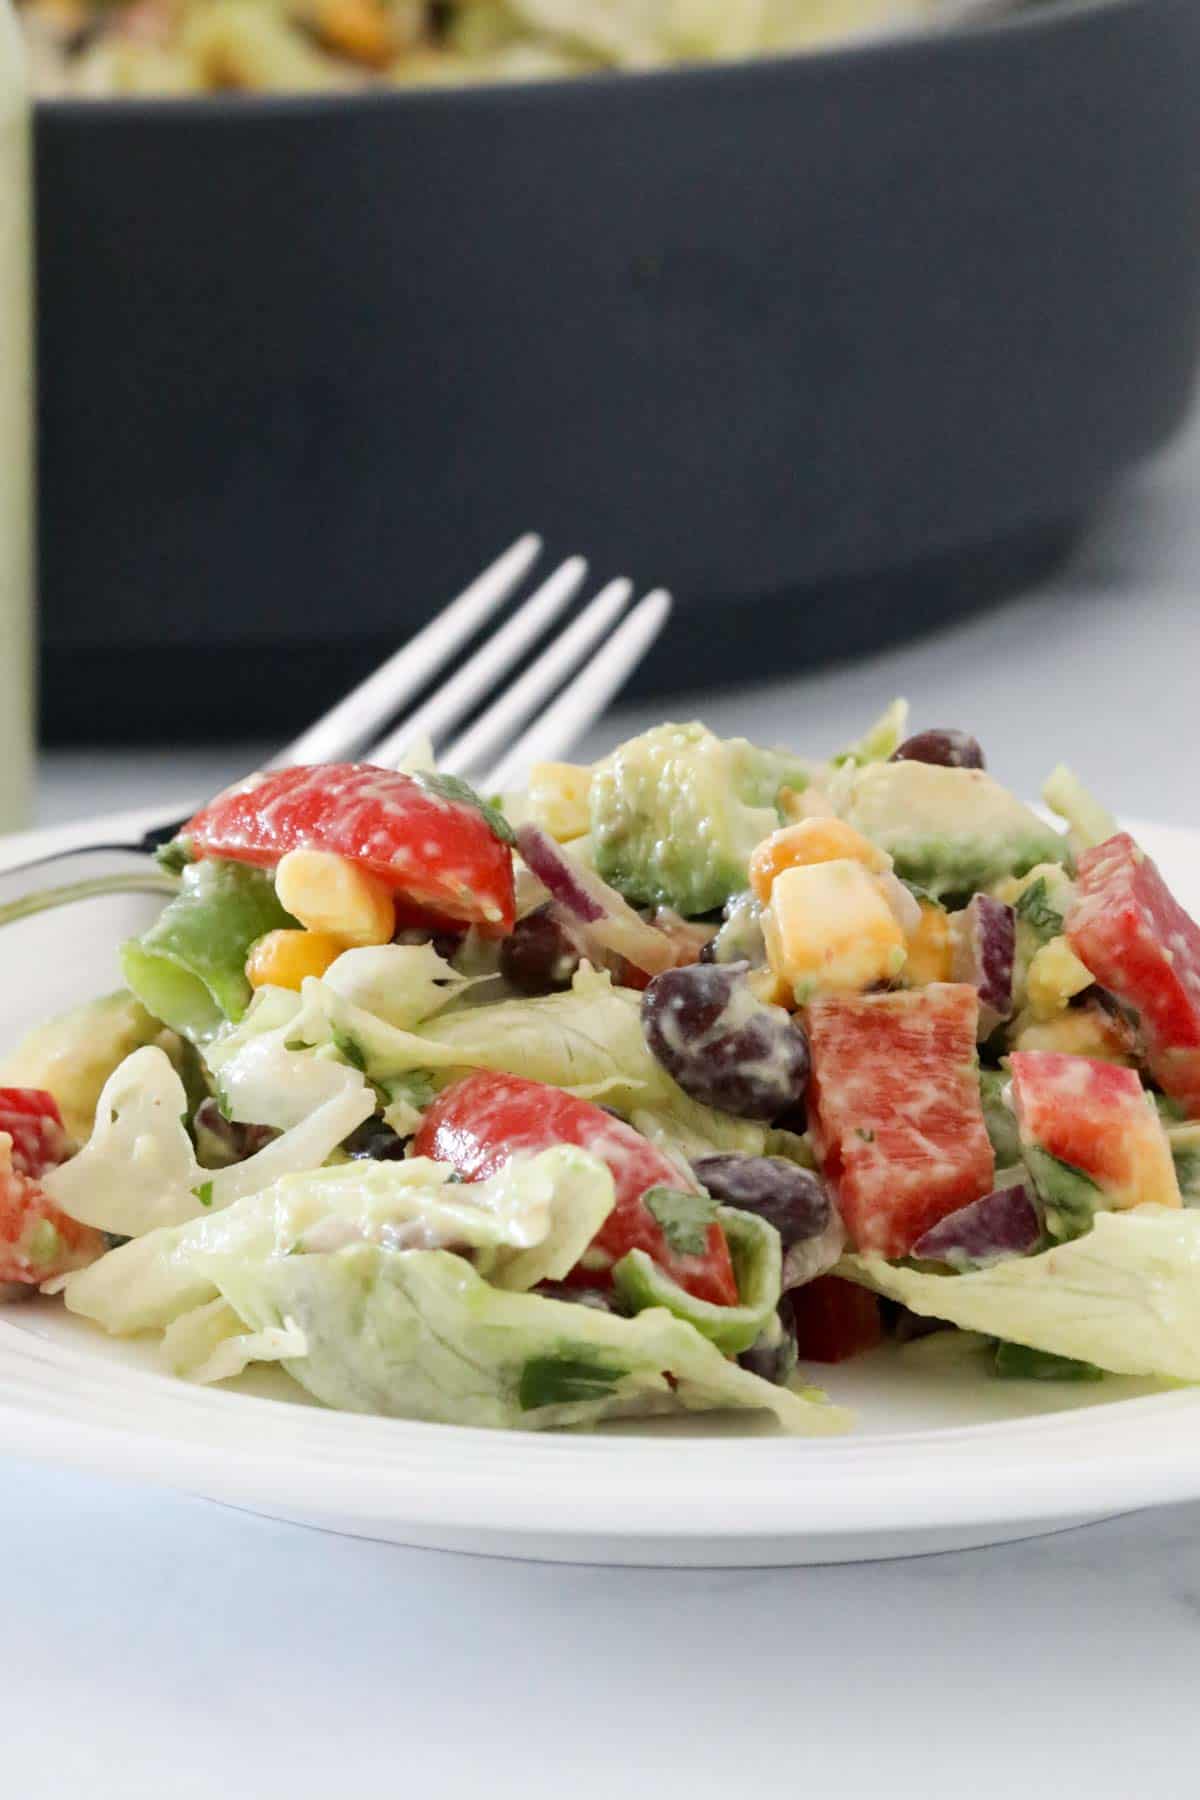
266, 532, 543, 770
435, 578, 633, 781
364, 555, 589, 770
481, 590, 671, 792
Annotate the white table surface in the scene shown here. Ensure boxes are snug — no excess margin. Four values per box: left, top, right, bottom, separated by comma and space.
11, 411, 1200, 1798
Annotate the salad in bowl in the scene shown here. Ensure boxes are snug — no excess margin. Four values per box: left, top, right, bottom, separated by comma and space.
4, 703, 1199, 1435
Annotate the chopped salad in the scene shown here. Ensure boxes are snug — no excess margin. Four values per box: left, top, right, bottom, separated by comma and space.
20, 0, 939, 99
4, 702, 1200, 1434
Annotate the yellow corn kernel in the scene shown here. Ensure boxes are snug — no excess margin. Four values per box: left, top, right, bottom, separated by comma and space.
275, 849, 395, 948
749, 818, 887, 903
246, 930, 344, 992
903, 899, 955, 987
525, 762, 593, 843
1025, 935, 1094, 1021
764, 860, 906, 1000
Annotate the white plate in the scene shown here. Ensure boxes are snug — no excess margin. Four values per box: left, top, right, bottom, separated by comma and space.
3, 806, 1200, 1567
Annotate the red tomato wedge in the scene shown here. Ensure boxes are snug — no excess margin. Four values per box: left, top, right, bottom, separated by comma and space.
413, 1071, 739, 1306
805, 984, 995, 1259
183, 763, 517, 937
1067, 832, 1200, 1114
1008, 1051, 1180, 1211
0, 1088, 105, 1287
0, 1086, 72, 1178
790, 1276, 882, 1364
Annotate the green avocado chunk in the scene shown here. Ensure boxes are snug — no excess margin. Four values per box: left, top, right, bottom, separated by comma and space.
1022, 1146, 1104, 1243
589, 721, 810, 915
1166, 1122, 1200, 1206
840, 761, 1066, 899
978, 1068, 1021, 1166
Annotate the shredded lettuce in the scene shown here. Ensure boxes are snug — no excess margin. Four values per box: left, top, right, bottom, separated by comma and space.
1041, 764, 1118, 857
60, 1147, 616, 1335
215, 1243, 844, 1431
205, 960, 794, 1164
413, 963, 662, 1102
831, 697, 909, 768
44, 1045, 372, 1237
161, 1298, 308, 1384
319, 942, 469, 1028
841, 1207, 1200, 1381
61, 1143, 842, 1431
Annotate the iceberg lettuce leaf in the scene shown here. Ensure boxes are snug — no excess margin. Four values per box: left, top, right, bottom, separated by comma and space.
216, 1242, 847, 1432
161, 1296, 308, 1384
45, 1045, 372, 1237
61, 1147, 615, 1334
319, 942, 470, 1030
841, 1206, 1200, 1381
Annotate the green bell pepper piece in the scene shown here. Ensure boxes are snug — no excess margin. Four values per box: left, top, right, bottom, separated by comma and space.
612, 1204, 782, 1356
121, 858, 297, 1042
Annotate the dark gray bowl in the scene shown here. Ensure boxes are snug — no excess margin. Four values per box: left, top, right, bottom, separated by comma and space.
35, 0, 1200, 739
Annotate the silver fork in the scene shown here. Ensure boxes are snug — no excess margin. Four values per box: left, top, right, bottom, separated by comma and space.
0, 534, 671, 924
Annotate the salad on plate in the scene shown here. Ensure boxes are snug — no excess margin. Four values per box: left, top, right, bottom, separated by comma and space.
20, 0, 942, 100
4, 702, 1200, 1435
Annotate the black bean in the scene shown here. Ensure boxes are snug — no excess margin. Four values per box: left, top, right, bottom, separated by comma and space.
641, 963, 809, 1121
500, 903, 583, 996
343, 1119, 409, 1161
891, 729, 986, 771
692, 1153, 831, 1246
739, 1299, 799, 1386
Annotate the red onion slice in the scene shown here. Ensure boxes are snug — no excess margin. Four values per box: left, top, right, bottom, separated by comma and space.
911, 1181, 1041, 1270
953, 894, 1016, 1038
515, 824, 675, 977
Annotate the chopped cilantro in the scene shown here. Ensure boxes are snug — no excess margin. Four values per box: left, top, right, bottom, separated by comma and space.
413, 771, 517, 847
1015, 877, 1064, 938
518, 1352, 625, 1411
644, 1186, 719, 1258
195, 1181, 214, 1208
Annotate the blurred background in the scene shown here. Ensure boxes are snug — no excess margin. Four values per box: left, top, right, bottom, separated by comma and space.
3, 0, 1200, 825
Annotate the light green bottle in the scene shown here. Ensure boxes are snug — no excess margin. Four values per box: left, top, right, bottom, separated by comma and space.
0, 0, 31, 835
